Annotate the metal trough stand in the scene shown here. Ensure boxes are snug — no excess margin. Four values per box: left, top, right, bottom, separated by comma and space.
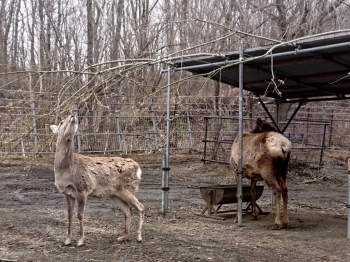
197, 184, 266, 220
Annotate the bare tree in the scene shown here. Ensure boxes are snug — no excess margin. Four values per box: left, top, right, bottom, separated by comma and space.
1, 0, 350, 142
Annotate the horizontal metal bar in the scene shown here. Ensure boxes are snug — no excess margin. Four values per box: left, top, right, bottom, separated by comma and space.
202, 139, 233, 144
173, 41, 350, 72
278, 95, 350, 104
200, 158, 230, 165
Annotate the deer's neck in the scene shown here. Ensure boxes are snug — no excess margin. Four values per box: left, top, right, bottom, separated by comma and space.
54, 143, 74, 171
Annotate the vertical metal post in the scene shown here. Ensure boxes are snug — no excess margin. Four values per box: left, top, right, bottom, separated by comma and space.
306, 107, 310, 146
161, 154, 169, 212
31, 99, 38, 154
185, 97, 193, 149
114, 95, 122, 151
29, 74, 38, 154
28, 75, 38, 153
348, 158, 350, 238
162, 66, 171, 213
74, 103, 81, 153
150, 97, 159, 150
202, 117, 208, 163
237, 45, 244, 226
271, 102, 280, 206
328, 108, 334, 147
319, 123, 327, 165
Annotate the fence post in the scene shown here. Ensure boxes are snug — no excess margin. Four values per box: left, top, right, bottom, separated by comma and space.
237, 45, 244, 226
319, 123, 327, 165
202, 117, 209, 163
185, 97, 193, 149
74, 103, 81, 153
150, 97, 159, 150
348, 158, 350, 238
113, 94, 123, 151
161, 66, 172, 213
328, 108, 334, 147
29, 74, 38, 154
306, 107, 310, 146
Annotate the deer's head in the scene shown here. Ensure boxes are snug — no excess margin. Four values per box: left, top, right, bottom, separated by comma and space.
51, 115, 78, 147
250, 118, 278, 134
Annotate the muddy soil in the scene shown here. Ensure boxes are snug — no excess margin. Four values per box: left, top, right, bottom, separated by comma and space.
0, 151, 350, 262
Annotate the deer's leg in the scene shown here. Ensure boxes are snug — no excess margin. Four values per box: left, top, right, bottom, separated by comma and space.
281, 180, 289, 228
76, 194, 87, 247
112, 197, 132, 242
273, 187, 282, 229
134, 199, 144, 243
260, 166, 282, 229
117, 192, 144, 243
250, 179, 258, 220
65, 195, 75, 246
263, 179, 282, 229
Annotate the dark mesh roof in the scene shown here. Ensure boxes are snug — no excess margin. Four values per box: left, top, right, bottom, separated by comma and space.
171, 31, 350, 101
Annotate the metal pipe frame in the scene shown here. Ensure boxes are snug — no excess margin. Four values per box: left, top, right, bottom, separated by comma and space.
170, 39, 350, 237
173, 41, 350, 72
161, 66, 171, 213
237, 46, 244, 226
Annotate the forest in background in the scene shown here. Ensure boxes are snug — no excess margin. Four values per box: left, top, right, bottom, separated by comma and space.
1, 0, 350, 95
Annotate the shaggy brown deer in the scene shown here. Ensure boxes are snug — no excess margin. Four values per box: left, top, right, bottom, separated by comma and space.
51, 115, 144, 246
230, 118, 292, 229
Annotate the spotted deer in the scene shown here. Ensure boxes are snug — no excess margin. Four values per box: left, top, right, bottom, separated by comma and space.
51, 115, 144, 246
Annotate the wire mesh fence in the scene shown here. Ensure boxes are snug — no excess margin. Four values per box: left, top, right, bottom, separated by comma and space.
1, 84, 350, 161
201, 101, 350, 166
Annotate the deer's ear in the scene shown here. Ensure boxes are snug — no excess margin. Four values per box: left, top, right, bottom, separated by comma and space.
50, 125, 59, 134
256, 118, 263, 126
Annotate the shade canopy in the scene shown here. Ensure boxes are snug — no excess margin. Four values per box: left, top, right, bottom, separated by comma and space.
171, 31, 350, 102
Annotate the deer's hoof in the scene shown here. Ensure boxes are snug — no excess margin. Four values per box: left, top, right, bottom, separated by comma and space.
77, 238, 85, 247
117, 235, 130, 242
64, 238, 71, 246
273, 223, 281, 230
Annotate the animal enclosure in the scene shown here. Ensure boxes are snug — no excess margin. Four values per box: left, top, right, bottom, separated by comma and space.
1, 83, 350, 160
202, 104, 349, 166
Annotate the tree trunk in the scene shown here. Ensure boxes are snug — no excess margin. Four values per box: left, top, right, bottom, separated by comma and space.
85, 0, 95, 136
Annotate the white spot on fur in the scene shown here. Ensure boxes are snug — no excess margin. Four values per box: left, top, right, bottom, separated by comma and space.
136, 167, 142, 180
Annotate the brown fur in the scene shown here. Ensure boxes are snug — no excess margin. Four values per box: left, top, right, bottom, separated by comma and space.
230, 118, 291, 229
52, 115, 144, 246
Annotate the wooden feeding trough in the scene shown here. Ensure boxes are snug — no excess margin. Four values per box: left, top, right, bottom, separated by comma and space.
197, 184, 265, 220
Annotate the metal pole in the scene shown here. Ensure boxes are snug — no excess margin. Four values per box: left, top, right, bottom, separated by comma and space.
185, 97, 193, 149
161, 154, 169, 212
319, 123, 327, 165
150, 97, 159, 150
237, 45, 244, 226
328, 108, 334, 147
162, 66, 171, 213
173, 41, 350, 72
74, 103, 81, 153
348, 158, 350, 238
114, 95, 123, 151
202, 117, 208, 163
271, 102, 280, 206
29, 74, 38, 154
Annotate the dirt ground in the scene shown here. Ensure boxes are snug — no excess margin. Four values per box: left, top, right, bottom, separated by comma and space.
1, 151, 350, 262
